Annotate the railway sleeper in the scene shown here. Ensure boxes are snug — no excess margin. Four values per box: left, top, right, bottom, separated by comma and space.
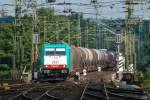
86, 87, 103, 92
84, 92, 106, 100
108, 91, 149, 100
9, 93, 32, 100
107, 87, 147, 95
37, 93, 63, 100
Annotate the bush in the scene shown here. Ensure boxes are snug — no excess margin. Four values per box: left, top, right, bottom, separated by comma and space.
145, 65, 150, 79
0, 71, 11, 79
0, 64, 10, 71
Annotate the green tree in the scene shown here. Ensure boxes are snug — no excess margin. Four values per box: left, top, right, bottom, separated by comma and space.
144, 34, 150, 79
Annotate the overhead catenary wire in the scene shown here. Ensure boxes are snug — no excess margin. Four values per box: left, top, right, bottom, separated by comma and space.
0, 0, 150, 19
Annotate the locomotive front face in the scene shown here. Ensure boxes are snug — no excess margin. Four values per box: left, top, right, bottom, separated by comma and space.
40, 43, 71, 79
44, 48, 67, 70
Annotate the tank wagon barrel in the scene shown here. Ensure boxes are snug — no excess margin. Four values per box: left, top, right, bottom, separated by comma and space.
70, 46, 116, 73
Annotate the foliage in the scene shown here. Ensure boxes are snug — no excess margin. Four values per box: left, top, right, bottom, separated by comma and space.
143, 34, 150, 80
0, 7, 97, 74
0, 71, 11, 79
0, 24, 14, 57
0, 64, 10, 71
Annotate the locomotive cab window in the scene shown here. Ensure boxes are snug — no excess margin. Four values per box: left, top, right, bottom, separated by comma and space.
55, 48, 66, 55
46, 51, 55, 56
45, 48, 66, 56
45, 48, 55, 56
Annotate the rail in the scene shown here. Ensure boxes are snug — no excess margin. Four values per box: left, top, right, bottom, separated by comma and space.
80, 83, 88, 100
104, 83, 109, 100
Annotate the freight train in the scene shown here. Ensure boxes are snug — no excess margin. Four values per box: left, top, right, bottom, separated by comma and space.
32, 41, 116, 80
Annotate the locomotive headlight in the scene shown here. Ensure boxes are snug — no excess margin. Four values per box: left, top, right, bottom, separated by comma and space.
63, 65, 66, 68
61, 69, 67, 73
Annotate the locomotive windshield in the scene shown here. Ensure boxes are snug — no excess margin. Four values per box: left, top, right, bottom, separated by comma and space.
46, 51, 55, 56
45, 48, 66, 56
55, 51, 65, 55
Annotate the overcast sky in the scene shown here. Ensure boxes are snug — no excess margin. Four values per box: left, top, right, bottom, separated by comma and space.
0, 0, 150, 19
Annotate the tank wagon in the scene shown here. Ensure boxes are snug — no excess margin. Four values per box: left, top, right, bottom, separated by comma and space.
32, 42, 116, 80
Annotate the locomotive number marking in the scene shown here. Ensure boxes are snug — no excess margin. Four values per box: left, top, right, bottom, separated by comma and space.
52, 61, 59, 64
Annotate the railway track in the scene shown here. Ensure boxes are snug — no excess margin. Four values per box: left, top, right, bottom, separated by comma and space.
37, 85, 65, 100
44, 84, 83, 100
80, 83, 112, 100
7, 83, 83, 100
37, 93, 62, 100
1, 82, 80, 100
0, 82, 64, 100
1, 81, 149, 100
9, 85, 64, 100
80, 83, 149, 100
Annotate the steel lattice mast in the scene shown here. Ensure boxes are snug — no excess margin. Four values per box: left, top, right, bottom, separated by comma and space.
125, 0, 146, 71
125, 0, 135, 70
